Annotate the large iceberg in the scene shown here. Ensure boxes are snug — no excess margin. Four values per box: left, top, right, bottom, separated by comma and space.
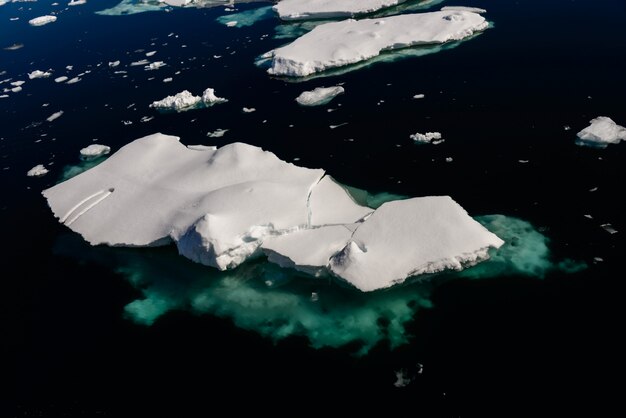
576, 116, 626, 148
265, 10, 488, 77
29, 16, 57, 26
44, 133, 504, 292
274, 0, 406, 21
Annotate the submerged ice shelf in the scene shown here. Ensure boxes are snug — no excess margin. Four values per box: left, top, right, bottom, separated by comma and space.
264, 10, 488, 77
44, 133, 503, 292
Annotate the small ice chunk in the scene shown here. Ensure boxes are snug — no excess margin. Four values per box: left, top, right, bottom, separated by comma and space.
150, 90, 201, 112
145, 61, 166, 70
80, 144, 111, 159
55, 76, 69, 83
145, 51, 157, 57
243, 107, 256, 113
225, 21, 238, 27
46, 111, 64, 122
131, 59, 150, 66
207, 128, 228, 138
445, 157, 453, 162
11, 86, 22, 93
576, 116, 626, 148
29, 16, 57, 27
11, 81, 25, 87
394, 369, 412, 388
296, 86, 344, 106
68, 0, 87, 5
163, 77, 173, 83
600, 223, 618, 235
28, 70, 52, 79
201, 88, 228, 105
108, 61, 121, 68
410, 131, 442, 144
413, 94, 425, 99
27, 164, 49, 177
66, 77, 81, 84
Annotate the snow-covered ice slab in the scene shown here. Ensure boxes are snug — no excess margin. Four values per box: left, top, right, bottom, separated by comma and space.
43, 133, 370, 271
29, 16, 57, 26
441, 6, 486, 13
274, 0, 406, 21
576, 116, 626, 148
329, 197, 504, 291
266, 10, 488, 77
28, 164, 49, 177
296, 86, 344, 106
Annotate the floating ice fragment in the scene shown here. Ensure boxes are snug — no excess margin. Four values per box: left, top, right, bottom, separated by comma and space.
80, 144, 111, 159
11, 86, 22, 93
163, 77, 173, 83
46, 111, 64, 122
207, 128, 228, 138
394, 369, 412, 388
145, 61, 166, 70
145, 51, 157, 57
27, 164, 49, 177
29, 16, 57, 27
296, 86, 344, 106
66, 77, 81, 84
243, 107, 256, 113
201, 88, 228, 105
600, 224, 618, 234
410, 131, 442, 144
108, 61, 120, 68
225, 21, 238, 27
11, 81, 25, 87
28, 70, 52, 79
150, 90, 200, 112
55, 76, 68, 83
68, 0, 87, 5
576, 116, 626, 148
413, 93, 425, 99
131, 59, 150, 66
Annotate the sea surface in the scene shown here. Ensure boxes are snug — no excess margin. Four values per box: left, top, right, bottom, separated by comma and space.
1, 0, 625, 415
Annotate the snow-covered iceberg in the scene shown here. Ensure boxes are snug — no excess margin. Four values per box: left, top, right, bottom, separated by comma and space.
296, 86, 344, 106
29, 16, 57, 26
28, 164, 49, 177
274, 0, 406, 21
28, 70, 52, 79
44, 133, 505, 292
150, 88, 227, 112
265, 10, 488, 77
576, 116, 626, 148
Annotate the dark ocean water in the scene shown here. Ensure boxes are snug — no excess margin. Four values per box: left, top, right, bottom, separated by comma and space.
1, 0, 625, 415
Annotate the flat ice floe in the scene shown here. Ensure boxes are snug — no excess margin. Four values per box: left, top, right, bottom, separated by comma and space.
28, 70, 52, 79
150, 88, 227, 112
329, 197, 504, 291
576, 116, 626, 148
265, 10, 488, 77
29, 16, 58, 26
274, 0, 406, 21
296, 86, 344, 106
46, 111, 64, 122
44, 134, 503, 291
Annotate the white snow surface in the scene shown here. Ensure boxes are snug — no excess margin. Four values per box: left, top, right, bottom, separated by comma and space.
329, 197, 504, 291
296, 86, 344, 106
29, 16, 57, 26
576, 116, 626, 148
44, 134, 503, 291
274, 0, 405, 21
267, 10, 488, 76
28, 164, 49, 177
80, 144, 111, 158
